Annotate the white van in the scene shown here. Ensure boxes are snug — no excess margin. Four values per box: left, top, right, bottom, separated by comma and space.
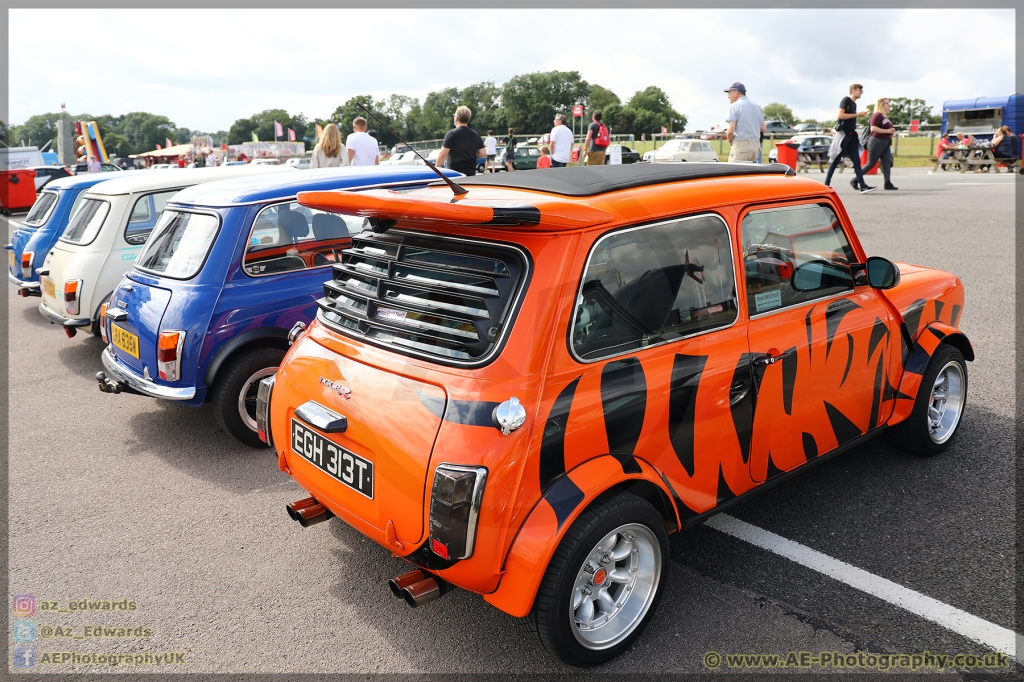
38, 166, 293, 337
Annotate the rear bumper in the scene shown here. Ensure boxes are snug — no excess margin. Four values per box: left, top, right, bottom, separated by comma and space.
8, 272, 39, 289
38, 301, 90, 327
101, 346, 196, 401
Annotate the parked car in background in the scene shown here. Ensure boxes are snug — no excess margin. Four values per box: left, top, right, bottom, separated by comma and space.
383, 151, 426, 167
766, 134, 833, 164
264, 163, 971, 667
285, 157, 311, 169
603, 146, 642, 164
37, 166, 291, 338
27, 166, 73, 191
250, 158, 282, 166
765, 121, 798, 137
7, 173, 137, 297
73, 162, 122, 175
96, 165, 462, 447
700, 125, 728, 140
491, 144, 541, 171
793, 123, 819, 133
647, 139, 719, 163
223, 160, 248, 166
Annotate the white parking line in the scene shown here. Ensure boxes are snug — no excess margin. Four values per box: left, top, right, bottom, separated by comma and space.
706, 514, 1020, 659
946, 182, 1016, 185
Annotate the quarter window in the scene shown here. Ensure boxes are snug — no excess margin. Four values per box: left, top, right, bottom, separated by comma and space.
571, 214, 738, 361
243, 201, 364, 276
741, 203, 855, 316
60, 198, 110, 245
125, 190, 177, 245
23, 191, 59, 226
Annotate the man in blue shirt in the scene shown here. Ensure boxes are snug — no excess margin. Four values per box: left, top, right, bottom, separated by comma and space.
725, 83, 766, 163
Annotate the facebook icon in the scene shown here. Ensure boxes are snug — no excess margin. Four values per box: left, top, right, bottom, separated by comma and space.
13, 646, 35, 668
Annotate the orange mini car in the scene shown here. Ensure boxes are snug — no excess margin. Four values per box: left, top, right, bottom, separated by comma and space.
257, 164, 972, 667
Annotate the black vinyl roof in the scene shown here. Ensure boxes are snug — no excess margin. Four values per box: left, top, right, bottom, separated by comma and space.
441, 162, 796, 197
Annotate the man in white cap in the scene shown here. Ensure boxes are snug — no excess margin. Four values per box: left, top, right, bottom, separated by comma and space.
724, 82, 766, 163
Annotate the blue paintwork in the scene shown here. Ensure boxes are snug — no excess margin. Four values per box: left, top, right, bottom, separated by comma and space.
8, 173, 137, 286
105, 165, 461, 406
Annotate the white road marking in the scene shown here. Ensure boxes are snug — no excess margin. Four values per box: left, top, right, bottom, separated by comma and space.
946, 182, 1016, 186
706, 514, 1020, 660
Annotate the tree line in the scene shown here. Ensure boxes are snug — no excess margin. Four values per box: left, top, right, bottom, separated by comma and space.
762, 99, 942, 128
6, 71, 687, 155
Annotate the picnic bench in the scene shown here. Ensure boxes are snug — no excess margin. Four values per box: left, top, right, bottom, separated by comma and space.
932, 145, 1016, 173
795, 151, 828, 173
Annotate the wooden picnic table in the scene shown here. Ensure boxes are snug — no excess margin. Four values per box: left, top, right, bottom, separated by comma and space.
932, 144, 1001, 173
795, 150, 828, 173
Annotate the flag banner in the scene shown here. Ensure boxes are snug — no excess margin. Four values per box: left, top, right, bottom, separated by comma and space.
274, 121, 283, 137
315, 124, 323, 141
156, 144, 162, 150
252, 131, 259, 143
166, 138, 173, 148
288, 128, 296, 142
661, 126, 668, 134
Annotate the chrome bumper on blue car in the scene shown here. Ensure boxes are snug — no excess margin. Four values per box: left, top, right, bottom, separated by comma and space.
9, 272, 39, 288
100, 346, 196, 401
38, 301, 90, 327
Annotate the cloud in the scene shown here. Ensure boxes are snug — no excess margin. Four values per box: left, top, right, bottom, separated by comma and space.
10, 8, 1015, 132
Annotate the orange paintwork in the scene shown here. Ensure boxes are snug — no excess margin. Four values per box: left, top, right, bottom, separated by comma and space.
267, 172, 970, 616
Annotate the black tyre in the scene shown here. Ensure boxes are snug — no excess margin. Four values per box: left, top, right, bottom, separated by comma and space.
212, 346, 284, 448
886, 344, 967, 456
520, 492, 669, 667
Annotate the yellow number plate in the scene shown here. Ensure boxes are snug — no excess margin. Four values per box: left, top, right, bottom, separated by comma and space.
41, 276, 55, 299
8, 251, 15, 268
111, 324, 140, 359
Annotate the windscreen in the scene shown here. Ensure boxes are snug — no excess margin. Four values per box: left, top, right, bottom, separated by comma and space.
136, 210, 220, 279
60, 198, 110, 245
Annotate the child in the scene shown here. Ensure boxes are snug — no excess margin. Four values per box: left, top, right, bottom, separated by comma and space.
536, 145, 552, 169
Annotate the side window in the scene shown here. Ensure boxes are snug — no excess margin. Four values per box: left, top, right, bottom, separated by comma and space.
243, 200, 363, 276
125, 190, 178, 245
741, 203, 855, 316
571, 214, 738, 361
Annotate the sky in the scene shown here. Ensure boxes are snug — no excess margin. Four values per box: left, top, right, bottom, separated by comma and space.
10, 8, 1016, 135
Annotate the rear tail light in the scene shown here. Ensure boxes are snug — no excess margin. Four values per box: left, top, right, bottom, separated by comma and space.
20, 251, 34, 279
157, 330, 186, 381
99, 303, 109, 343
63, 280, 82, 315
255, 376, 276, 446
429, 464, 487, 561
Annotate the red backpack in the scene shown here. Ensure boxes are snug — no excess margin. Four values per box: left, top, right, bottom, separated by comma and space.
594, 122, 610, 147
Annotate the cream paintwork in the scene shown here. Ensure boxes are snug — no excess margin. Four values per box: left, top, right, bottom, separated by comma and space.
38, 166, 293, 333
648, 139, 720, 163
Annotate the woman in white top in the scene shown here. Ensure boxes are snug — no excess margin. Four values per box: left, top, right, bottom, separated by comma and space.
309, 123, 348, 168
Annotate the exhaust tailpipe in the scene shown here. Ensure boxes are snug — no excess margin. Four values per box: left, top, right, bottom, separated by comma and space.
286, 497, 334, 527
402, 578, 441, 608
388, 570, 424, 598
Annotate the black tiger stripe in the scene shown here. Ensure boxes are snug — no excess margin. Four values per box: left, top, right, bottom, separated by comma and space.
869, 351, 884, 429
668, 354, 708, 477
841, 333, 854, 387
951, 304, 962, 327
802, 432, 818, 461
934, 300, 945, 322
544, 475, 585, 531
539, 378, 580, 494
868, 317, 889, 359
715, 464, 736, 505
824, 401, 862, 445
781, 346, 798, 415
825, 298, 862, 358
729, 354, 755, 464
600, 357, 647, 454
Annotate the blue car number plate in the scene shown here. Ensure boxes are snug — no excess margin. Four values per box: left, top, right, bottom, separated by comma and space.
291, 419, 373, 499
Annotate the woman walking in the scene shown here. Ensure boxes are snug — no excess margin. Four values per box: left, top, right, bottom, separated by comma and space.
864, 98, 897, 190
309, 123, 348, 169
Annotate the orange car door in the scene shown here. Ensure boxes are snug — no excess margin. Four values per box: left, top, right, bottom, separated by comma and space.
739, 202, 897, 483
553, 212, 756, 517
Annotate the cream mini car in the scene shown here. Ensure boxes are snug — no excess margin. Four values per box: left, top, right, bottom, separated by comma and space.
38, 166, 292, 337
647, 139, 720, 163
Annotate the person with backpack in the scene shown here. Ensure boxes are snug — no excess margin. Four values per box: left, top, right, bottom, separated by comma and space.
824, 83, 876, 192
582, 111, 610, 165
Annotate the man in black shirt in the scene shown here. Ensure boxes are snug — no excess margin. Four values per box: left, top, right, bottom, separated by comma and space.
824, 83, 875, 192
435, 106, 486, 176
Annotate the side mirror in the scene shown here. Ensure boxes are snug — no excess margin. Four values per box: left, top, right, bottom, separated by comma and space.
791, 260, 854, 292
865, 256, 900, 289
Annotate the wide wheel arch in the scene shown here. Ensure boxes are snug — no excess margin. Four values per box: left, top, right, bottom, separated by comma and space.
203, 328, 290, 395
483, 454, 679, 618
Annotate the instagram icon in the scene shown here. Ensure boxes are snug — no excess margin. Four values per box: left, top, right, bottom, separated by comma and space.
12, 595, 35, 618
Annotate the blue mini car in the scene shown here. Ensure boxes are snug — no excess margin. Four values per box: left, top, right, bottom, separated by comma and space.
6, 172, 139, 297
96, 165, 460, 447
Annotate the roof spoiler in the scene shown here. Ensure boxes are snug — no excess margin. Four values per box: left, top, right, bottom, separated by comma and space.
296, 189, 614, 231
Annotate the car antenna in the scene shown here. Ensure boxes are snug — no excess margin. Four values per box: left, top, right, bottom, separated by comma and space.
356, 102, 468, 196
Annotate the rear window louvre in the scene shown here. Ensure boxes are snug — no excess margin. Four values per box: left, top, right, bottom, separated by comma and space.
317, 231, 529, 366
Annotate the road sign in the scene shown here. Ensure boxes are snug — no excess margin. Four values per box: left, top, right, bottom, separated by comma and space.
572, 105, 584, 117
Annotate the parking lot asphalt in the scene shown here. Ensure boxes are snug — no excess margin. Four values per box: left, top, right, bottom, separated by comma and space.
5, 169, 1019, 677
